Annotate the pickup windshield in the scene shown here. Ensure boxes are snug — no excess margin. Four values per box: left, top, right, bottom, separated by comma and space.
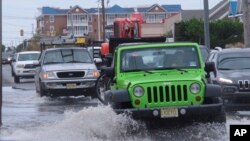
121, 46, 200, 72
43, 49, 92, 65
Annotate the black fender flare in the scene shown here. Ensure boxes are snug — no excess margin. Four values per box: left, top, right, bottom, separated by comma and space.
205, 84, 221, 98
104, 89, 130, 104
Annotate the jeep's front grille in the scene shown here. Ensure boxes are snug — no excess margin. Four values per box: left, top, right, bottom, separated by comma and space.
57, 71, 85, 78
238, 80, 250, 91
147, 85, 188, 103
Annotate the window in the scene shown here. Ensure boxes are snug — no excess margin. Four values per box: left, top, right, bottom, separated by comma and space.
88, 15, 92, 22
43, 49, 92, 64
88, 25, 93, 32
146, 14, 155, 23
50, 25, 54, 32
120, 47, 200, 72
18, 53, 40, 61
107, 15, 115, 25
80, 15, 87, 23
49, 15, 54, 23
156, 14, 166, 23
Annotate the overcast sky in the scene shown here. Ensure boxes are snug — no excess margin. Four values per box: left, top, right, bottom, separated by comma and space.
2, 0, 220, 47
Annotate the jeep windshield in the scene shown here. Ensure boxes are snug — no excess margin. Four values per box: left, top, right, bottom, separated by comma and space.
43, 49, 92, 65
121, 46, 200, 72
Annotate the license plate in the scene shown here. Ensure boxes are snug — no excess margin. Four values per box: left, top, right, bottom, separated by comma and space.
160, 108, 179, 118
66, 83, 76, 89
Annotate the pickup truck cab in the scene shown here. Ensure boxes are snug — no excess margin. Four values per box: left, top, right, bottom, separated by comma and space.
99, 42, 225, 122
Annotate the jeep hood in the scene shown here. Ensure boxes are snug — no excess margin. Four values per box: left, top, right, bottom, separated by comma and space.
43, 63, 97, 72
119, 72, 203, 86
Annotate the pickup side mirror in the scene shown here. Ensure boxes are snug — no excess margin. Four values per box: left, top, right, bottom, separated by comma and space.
33, 60, 40, 67
205, 62, 216, 78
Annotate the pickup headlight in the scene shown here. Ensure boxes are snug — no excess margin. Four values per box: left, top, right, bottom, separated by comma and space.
16, 64, 25, 68
190, 83, 201, 94
42, 72, 56, 79
86, 70, 100, 78
217, 77, 233, 84
134, 86, 144, 97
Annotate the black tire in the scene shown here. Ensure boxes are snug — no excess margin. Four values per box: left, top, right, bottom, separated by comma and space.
39, 82, 46, 97
11, 69, 14, 77
211, 109, 226, 123
14, 75, 20, 83
86, 88, 97, 99
95, 74, 111, 105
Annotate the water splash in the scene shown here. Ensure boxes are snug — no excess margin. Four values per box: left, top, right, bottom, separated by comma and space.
6, 106, 148, 141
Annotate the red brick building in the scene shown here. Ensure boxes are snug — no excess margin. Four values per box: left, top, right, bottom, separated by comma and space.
36, 4, 182, 41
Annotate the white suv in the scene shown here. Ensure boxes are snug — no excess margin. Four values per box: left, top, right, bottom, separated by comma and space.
11, 51, 40, 83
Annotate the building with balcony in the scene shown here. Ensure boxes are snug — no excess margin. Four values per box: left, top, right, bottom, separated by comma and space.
36, 4, 182, 41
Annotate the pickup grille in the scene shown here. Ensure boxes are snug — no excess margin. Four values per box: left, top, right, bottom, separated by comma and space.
24, 64, 36, 69
147, 85, 188, 103
57, 71, 85, 78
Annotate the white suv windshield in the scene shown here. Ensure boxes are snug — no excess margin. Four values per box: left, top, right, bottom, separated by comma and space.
18, 53, 40, 61
43, 49, 92, 64
121, 46, 200, 72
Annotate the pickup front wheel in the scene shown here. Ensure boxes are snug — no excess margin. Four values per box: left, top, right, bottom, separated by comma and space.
14, 75, 20, 83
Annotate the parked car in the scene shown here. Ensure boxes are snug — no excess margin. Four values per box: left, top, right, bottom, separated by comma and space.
2, 52, 13, 64
11, 51, 40, 83
208, 48, 250, 110
34, 47, 99, 97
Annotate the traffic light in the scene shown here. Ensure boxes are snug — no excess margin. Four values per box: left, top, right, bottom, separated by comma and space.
20, 29, 24, 36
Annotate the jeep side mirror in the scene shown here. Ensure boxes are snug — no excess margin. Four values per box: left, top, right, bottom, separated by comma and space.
205, 62, 216, 78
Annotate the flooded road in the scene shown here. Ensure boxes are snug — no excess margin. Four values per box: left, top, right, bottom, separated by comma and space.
1, 65, 249, 141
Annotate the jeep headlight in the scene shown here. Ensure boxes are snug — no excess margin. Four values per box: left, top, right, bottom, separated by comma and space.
16, 64, 25, 68
190, 83, 201, 94
86, 70, 100, 78
217, 77, 233, 84
134, 86, 144, 97
42, 72, 56, 79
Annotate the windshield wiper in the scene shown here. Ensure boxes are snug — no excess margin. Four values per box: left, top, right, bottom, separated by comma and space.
66, 61, 89, 63
123, 69, 154, 74
44, 62, 64, 65
155, 67, 188, 72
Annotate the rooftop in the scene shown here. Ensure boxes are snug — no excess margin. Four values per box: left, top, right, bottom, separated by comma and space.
41, 4, 182, 15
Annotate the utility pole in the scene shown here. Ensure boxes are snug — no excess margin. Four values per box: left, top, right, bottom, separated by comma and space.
101, 0, 106, 41
0, 0, 3, 126
97, 1, 101, 41
243, 0, 250, 47
204, 0, 210, 50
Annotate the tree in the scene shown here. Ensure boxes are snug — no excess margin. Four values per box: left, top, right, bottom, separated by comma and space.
1, 44, 5, 52
175, 19, 243, 48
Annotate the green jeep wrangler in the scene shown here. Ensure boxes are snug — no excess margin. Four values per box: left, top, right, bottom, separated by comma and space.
97, 42, 225, 122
